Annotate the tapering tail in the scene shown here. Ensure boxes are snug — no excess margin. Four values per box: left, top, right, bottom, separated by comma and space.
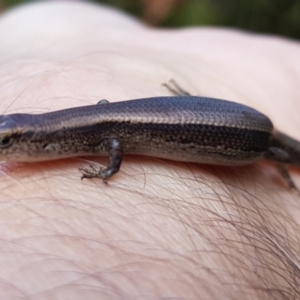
267, 130, 300, 167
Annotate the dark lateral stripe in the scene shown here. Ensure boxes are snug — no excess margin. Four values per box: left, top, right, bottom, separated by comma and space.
30, 121, 272, 155
88, 122, 272, 154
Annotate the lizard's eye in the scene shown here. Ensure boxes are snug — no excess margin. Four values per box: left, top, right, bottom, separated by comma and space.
0, 136, 13, 148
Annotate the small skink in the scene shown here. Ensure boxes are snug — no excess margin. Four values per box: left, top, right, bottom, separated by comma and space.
0, 82, 299, 188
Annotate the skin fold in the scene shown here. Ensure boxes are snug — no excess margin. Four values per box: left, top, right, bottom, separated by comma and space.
0, 2, 300, 299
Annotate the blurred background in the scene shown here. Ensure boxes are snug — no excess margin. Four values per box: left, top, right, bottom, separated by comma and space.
1, 0, 300, 40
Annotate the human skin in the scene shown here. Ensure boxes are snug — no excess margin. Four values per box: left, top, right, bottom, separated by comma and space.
0, 2, 300, 299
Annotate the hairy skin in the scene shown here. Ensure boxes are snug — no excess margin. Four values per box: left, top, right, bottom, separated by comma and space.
0, 2, 300, 299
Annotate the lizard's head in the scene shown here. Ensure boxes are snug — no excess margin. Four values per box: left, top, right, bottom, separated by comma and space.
0, 115, 19, 148
0, 114, 38, 161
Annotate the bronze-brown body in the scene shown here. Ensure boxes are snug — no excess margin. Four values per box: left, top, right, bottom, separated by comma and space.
0, 96, 298, 184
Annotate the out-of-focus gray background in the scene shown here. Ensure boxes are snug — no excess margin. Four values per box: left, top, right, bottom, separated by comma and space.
1, 0, 300, 39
